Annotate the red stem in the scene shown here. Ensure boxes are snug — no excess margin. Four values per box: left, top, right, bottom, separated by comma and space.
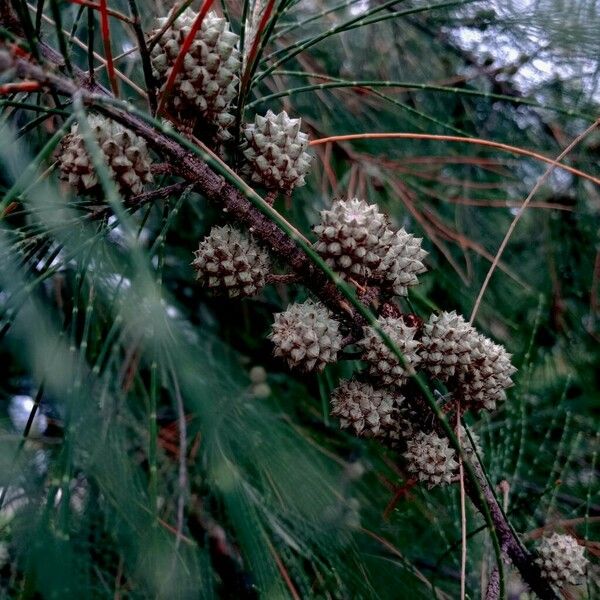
0, 81, 41, 94
241, 0, 276, 90
67, 0, 131, 23
310, 133, 600, 187
98, 0, 119, 96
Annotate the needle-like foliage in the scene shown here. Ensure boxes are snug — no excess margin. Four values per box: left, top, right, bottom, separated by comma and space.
0, 1, 598, 598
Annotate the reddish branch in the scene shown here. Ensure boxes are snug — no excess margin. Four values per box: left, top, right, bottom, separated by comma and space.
0, 13, 560, 599
98, 0, 119, 96
0, 79, 40, 94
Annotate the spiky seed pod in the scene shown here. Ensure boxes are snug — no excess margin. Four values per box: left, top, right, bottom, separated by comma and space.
456, 370, 502, 412
377, 229, 427, 296
379, 411, 415, 449
420, 311, 478, 381
330, 379, 404, 438
535, 534, 588, 587
150, 9, 241, 140
192, 225, 270, 297
313, 199, 391, 281
269, 300, 343, 372
404, 431, 459, 488
457, 335, 516, 412
57, 115, 153, 198
359, 317, 421, 387
242, 110, 312, 192
380, 394, 435, 449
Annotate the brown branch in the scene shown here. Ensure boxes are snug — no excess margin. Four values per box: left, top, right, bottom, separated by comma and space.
0, 18, 561, 598
3, 41, 357, 325
485, 567, 500, 600
86, 182, 190, 219
150, 162, 174, 175
266, 273, 301, 284
467, 458, 558, 599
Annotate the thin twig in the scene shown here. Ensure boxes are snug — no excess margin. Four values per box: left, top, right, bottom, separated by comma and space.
168, 355, 188, 551
86, 182, 190, 219
458, 408, 466, 600
127, 0, 157, 114
469, 118, 600, 323
66, 0, 132, 23
87, 6, 95, 84
31, 6, 147, 97
309, 133, 600, 187
266, 273, 301, 284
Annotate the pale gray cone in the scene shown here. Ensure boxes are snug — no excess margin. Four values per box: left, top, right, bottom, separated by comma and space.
57, 115, 153, 198
150, 9, 241, 140
535, 533, 588, 587
313, 198, 392, 281
404, 431, 459, 488
377, 228, 427, 296
330, 379, 404, 438
359, 317, 421, 387
242, 110, 312, 192
192, 225, 270, 297
379, 409, 416, 449
420, 311, 478, 381
456, 334, 516, 412
269, 300, 343, 371
380, 395, 436, 449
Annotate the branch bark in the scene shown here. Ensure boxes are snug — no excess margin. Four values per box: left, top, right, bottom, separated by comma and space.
467, 459, 558, 598
0, 12, 560, 598
13, 41, 358, 323
485, 568, 500, 600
